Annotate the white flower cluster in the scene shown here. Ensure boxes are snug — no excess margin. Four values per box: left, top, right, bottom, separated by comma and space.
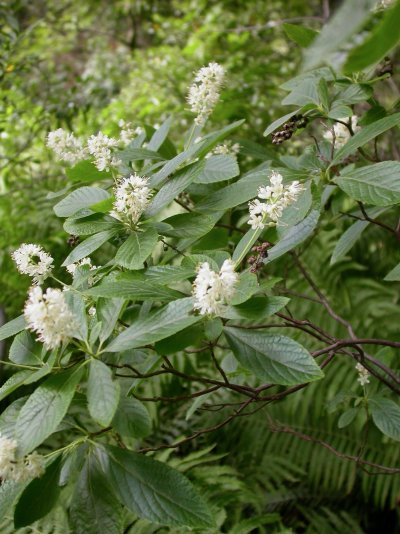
0, 433, 44, 483
66, 257, 96, 276
24, 286, 78, 349
192, 259, 238, 315
212, 141, 241, 157
248, 171, 304, 230
118, 119, 139, 146
111, 173, 152, 225
187, 62, 225, 125
355, 363, 370, 386
12, 244, 54, 285
323, 116, 359, 148
87, 132, 121, 171
46, 129, 87, 165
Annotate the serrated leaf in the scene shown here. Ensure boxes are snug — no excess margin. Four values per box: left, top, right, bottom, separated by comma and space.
222, 296, 289, 321
147, 117, 172, 152
112, 396, 151, 438
265, 210, 319, 263
97, 298, 124, 343
146, 161, 204, 217
16, 367, 83, 455
90, 197, 114, 213
106, 298, 200, 352
303, 0, 376, 70
0, 315, 26, 341
283, 23, 318, 47
330, 207, 386, 264
224, 328, 323, 385
0, 370, 32, 402
64, 214, 120, 236
335, 161, 400, 206
230, 272, 259, 305
344, 0, 400, 74
9, 330, 42, 365
85, 275, 182, 301
14, 456, 62, 528
338, 408, 358, 429
162, 213, 215, 239
66, 160, 111, 183
384, 262, 400, 281
103, 446, 214, 527
62, 229, 118, 266
330, 113, 400, 166
264, 111, 302, 138
195, 155, 239, 184
54, 187, 110, 218
118, 147, 164, 163
87, 360, 120, 427
370, 398, 400, 441
115, 227, 158, 270
144, 265, 194, 284
70, 453, 123, 534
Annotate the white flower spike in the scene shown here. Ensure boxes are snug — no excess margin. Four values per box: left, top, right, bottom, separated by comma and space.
192, 259, 238, 316
12, 243, 54, 285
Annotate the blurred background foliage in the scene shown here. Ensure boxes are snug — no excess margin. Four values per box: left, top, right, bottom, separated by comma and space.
1, 0, 400, 532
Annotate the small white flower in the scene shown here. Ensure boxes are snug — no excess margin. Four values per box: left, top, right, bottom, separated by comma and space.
24, 286, 78, 349
87, 132, 120, 171
0, 434, 44, 482
66, 257, 95, 276
47, 128, 87, 165
118, 120, 137, 146
211, 141, 241, 157
247, 171, 304, 230
355, 362, 370, 386
111, 173, 152, 226
187, 62, 225, 125
323, 116, 359, 148
192, 259, 238, 315
88, 306, 96, 317
12, 244, 54, 284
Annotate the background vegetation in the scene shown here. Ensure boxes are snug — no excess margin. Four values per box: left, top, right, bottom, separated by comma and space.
1, 1, 400, 532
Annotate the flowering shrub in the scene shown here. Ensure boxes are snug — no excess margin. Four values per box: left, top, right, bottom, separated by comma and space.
1, 2, 400, 531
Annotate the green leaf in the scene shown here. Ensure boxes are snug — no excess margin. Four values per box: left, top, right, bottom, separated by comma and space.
330, 207, 386, 264
16, 367, 83, 455
14, 456, 62, 528
90, 197, 114, 213
335, 161, 400, 206
66, 160, 111, 183
338, 408, 358, 429
154, 323, 204, 355
370, 398, 400, 441
224, 328, 323, 385
115, 227, 158, 270
330, 113, 400, 166
197, 167, 270, 212
62, 229, 118, 266
64, 214, 120, 236
144, 265, 194, 284
283, 23, 318, 47
97, 298, 124, 343
147, 117, 172, 152
54, 187, 110, 218
303, 0, 376, 70
146, 161, 204, 216
112, 396, 151, 438
9, 330, 42, 365
0, 370, 32, 402
87, 360, 120, 427
85, 275, 182, 301
0, 315, 26, 341
232, 227, 262, 264
265, 210, 320, 263
162, 213, 215, 239
64, 291, 88, 341
70, 453, 123, 534
230, 272, 259, 305
118, 146, 164, 163
384, 262, 400, 281
344, 0, 400, 74
195, 155, 239, 184
103, 446, 214, 527
106, 298, 201, 352
222, 296, 289, 321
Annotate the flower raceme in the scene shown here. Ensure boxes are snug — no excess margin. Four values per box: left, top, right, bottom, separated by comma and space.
46, 128, 87, 165
248, 171, 304, 230
355, 362, 370, 386
0, 433, 44, 483
12, 243, 54, 285
192, 259, 238, 316
111, 173, 153, 226
187, 62, 225, 125
24, 286, 78, 349
87, 131, 121, 171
